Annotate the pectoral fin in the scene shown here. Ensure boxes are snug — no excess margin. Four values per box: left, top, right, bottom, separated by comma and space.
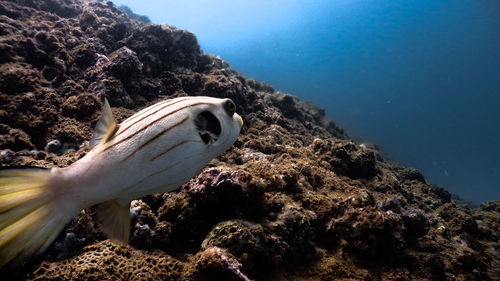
90, 98, 118, 148
94, 199, 131, 244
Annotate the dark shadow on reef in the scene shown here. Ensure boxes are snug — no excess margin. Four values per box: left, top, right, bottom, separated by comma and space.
0, 0, 498, 280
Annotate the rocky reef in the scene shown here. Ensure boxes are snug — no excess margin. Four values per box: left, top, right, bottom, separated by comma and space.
0, 0, 498, 280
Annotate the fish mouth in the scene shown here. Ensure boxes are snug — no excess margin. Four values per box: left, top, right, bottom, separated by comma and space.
237, 115, 244, 127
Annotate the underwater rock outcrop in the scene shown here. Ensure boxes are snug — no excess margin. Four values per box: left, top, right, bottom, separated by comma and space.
0, 0, 498, 280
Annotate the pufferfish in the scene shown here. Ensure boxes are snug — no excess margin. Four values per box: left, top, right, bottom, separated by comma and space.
0, 96, 243, 267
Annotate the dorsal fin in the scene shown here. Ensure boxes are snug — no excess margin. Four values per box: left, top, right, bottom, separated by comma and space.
90, 98, 118, 148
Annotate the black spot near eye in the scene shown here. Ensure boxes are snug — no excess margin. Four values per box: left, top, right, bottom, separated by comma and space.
195, 110, 221, 145
199, 132, 212, 144
195, 111, 221, 135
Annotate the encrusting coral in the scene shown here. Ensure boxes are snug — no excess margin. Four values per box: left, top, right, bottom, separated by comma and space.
0, 0, 498, 280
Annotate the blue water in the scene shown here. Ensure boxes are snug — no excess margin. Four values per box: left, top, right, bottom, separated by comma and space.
112, 0, 500, 204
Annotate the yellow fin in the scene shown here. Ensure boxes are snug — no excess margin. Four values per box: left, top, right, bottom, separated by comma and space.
0, 168, 73, 268
95, 199, 131, 244
90, 98, 118, 148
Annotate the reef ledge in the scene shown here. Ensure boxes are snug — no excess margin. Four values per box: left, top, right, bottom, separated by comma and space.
0, 0, 498, 280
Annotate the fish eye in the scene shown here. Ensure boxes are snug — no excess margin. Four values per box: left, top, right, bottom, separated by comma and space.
224, 99, 236, 116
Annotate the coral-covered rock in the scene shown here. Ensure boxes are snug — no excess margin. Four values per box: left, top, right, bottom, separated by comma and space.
70, 43, 100, 69
311, 138, 379, 179
0, 149, 15, 163
201, 220, 286, 271
0, 63, 38, 94
125, 24, 201, 76
270, 202, 317, 262
327, 207, 407, 257
61, 92, 101, 120
437, 203, 478, 235
158, 168, 266, 250
103, 46, 142, 81
129, 200, 157, 249
29, 241, 184, 281
0, 124, 34, 150
183, 247, 250, 281
185, 168, 266, 216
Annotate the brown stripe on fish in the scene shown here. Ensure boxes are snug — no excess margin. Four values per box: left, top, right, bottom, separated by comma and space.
118, 99, 169, 124
122, 150, 208, 193
149, 150, 207, 179
150, 139, 202, 161
103, 102, 213, 152
114, 97, 192, 137
121, 116, 190, 162
103, 102, 214, 153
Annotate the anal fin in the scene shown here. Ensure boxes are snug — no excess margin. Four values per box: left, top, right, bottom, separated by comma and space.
94, 199, 131, 244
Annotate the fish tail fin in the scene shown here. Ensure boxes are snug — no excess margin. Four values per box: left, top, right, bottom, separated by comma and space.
0, 168, 74, 268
